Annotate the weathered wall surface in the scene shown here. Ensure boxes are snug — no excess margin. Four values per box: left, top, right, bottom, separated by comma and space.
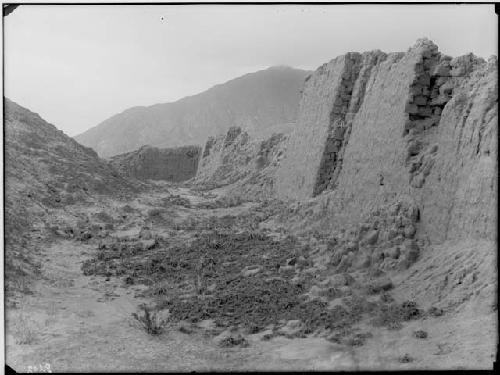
275, 51, 393, 199
109, 145, 201, 182
194, 127, 252, 187
419, 57, 498, 243
194, 126, 287, 198
275, 39, 497, 245
274, 55, 349, 199
322, 45, 424, 228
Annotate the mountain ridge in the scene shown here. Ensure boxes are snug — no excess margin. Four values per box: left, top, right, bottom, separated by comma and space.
74, 66, 310, 157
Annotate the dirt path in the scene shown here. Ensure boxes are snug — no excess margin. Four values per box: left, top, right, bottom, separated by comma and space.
3, 188, 351, 372
6, 240, 241, 372
5, 186, 496, 371
5, 238, 361, 372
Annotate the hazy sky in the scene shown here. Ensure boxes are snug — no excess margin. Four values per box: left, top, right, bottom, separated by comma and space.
4, 4, 497, 136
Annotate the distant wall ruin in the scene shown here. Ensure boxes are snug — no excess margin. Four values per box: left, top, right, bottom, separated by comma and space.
194, 126, 287, 198
195, 126, 254, 187
109, 145, 201, 182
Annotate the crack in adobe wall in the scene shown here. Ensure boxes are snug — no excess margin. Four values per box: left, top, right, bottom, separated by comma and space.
326, 51, 389, 192
312, 54, 363, 197
312, 52, 388, 197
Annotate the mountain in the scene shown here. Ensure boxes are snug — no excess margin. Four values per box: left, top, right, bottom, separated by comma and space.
74, 66, 310, 157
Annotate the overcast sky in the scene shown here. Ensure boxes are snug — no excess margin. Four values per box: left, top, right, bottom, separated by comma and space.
4, 4, 497, 136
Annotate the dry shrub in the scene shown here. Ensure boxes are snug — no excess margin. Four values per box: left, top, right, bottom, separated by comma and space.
150, 280, 170, 298
218, 334, 250, 348
132, 305, 169, 335
371, 300, 421, 329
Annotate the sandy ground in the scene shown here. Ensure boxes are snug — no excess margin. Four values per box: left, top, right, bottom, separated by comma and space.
5, 186, 497, 371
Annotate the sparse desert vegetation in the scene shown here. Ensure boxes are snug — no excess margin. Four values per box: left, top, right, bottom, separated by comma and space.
131, 304, 170, 335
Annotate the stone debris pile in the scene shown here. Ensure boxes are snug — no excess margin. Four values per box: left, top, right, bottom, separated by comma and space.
327, 199, 422, 272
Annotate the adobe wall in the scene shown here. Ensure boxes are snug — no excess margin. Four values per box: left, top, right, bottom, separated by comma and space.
419, 55, 497, 242
194, 126, 287, 197
323, 43, 426, 227
195, 127, 251, 186
109, 145, 201, 182
274, 54, 349, 199
276, 39, 497, 244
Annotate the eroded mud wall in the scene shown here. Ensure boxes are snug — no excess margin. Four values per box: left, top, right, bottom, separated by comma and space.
324, 44, 425, 227
274, 55, 350, 199
276, 39, 497, 244
195, 127, 252, 186
109, 145, 201, 182
419, 57, 498, 242
195, 126, 286, 194
275, 50, 393, 199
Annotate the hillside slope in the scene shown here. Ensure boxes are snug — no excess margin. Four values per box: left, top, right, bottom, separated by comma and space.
75, 66, 310, 157
4, 98, 138, 292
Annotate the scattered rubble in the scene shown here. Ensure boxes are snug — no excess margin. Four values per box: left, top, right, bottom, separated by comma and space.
399, 353, 414, 363
326, 199, 422, 273
414, 330, 428, 339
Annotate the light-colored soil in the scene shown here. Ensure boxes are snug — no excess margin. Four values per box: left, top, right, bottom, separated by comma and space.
5, 186, 497, 371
